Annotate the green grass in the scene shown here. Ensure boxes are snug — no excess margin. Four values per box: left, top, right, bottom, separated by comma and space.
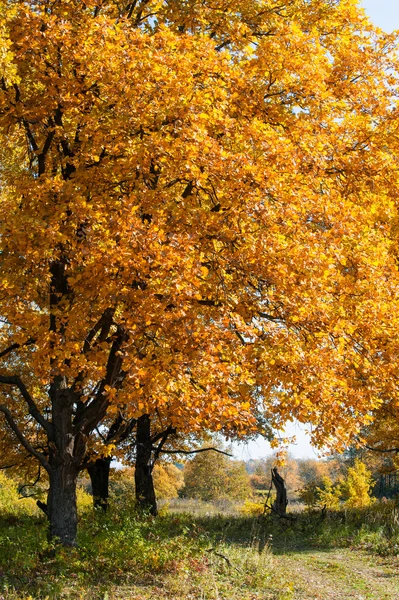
2, 494, 399, 599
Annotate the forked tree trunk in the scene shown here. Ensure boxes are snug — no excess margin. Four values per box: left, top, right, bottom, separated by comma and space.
271, 467, 288, 516
88, 457, 112, 510
135, 414, 157, 516
47, 461, 79, 546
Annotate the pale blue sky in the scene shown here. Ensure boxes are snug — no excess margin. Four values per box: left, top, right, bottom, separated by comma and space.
234, 0, 399, 461
233, 421, 320, 461
362, 0, 399, 31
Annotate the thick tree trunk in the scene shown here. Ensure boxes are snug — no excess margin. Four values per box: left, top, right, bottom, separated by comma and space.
47, 371, 85, 546
47, 462, 79, 546
271, 467, 288, 516
88, 456, 112, 510
135, 414, 157, 516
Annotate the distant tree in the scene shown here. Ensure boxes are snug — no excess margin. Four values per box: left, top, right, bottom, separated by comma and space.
153, 463, 184, 500
226, 460, 253, 501
298, 475, 342, 510
297, 481, 320, 509
182, 451, 251, 502
250, 453, 303, 499
297, 459, 336, 485
249, 473, 270, 495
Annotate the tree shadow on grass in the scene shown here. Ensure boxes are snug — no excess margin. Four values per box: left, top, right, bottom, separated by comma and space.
0, 507, 396, 598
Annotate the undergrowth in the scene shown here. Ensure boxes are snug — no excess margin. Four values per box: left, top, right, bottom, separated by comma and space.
1, 478, 399, 599
0, 489, 280, 599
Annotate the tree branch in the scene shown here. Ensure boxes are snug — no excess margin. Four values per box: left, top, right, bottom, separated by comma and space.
18, 465, 42, 497
151, 424, 176, 445
151, 425, 177, 465
263, 502, 297, 521
0, 375, 52, 436
0, 338, 36, 360
206, 548, 241, 573
159, 447, 232, 457
258, 311, 283, 322
364, 443, 399, 454
83, 308, 115, 354
215, 39, 231, 52
0, 405, 50, 472
99, 413, 136, 447
74, 326, 128, 435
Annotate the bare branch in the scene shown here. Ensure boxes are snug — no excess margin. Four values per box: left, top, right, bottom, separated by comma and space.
151, 424, 176, 445
364, 443, 399, 454
0, 375, 52, 436
106, 416, 136, 445
258, 311, 283, 322
230, 324, 246, 346
151, 425, 176, 465
215, 39, 231, 52
206, 548, 241, 573
0, 343, 21, 359
263, 502, 297, 521
0, 338, 36, 360
18, 465, 42, 497
196, 299, 221, 307
158, 447, 232, 457
0, 405, 50, 472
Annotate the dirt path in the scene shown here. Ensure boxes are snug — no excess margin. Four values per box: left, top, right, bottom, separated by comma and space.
275, 548, 399, 599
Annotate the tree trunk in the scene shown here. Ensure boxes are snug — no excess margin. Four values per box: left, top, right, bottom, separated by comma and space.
88, 456, 112, 510
271, 467, 288, 516
135, 414, 157, 516
47, 462, 79, 546
47, 372, 85, 546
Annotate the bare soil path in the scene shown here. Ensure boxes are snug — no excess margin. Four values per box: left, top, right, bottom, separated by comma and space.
276, 548, 399, 599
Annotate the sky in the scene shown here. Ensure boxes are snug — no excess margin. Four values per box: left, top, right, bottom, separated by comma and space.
233, 0, 399, 462
232, 421, 321, 461
361, 0, 399, 32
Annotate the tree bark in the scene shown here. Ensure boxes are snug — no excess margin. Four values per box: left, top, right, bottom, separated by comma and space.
47, 461, 79, 546
88, 456, 112, 510
135, 414, 157, 516
47, 372, 85, 546
271, 467, 288, 516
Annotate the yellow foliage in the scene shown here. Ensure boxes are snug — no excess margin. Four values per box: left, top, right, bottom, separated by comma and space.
153, 463, 184, 500
316, 476, 341, 510
0, 472, 39, 517
77, 486, 94, 514
344, 460, 375, 509
239, 499, 264, 516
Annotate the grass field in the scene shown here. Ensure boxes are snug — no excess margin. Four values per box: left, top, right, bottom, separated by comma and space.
1, 492, 399, 599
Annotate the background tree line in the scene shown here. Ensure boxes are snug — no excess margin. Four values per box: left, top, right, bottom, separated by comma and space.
54, 444, 396, 510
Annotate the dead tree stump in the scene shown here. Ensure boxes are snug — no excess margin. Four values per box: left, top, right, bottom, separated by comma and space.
271, 467, 288, 516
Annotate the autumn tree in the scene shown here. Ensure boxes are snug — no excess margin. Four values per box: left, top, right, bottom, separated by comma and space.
182, 451, 251, 502
153, 463, 184, 500
299, 475, 342, 510
0, 0, 399, 546
297, 456, 347, 486
342, 459, 375, 508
